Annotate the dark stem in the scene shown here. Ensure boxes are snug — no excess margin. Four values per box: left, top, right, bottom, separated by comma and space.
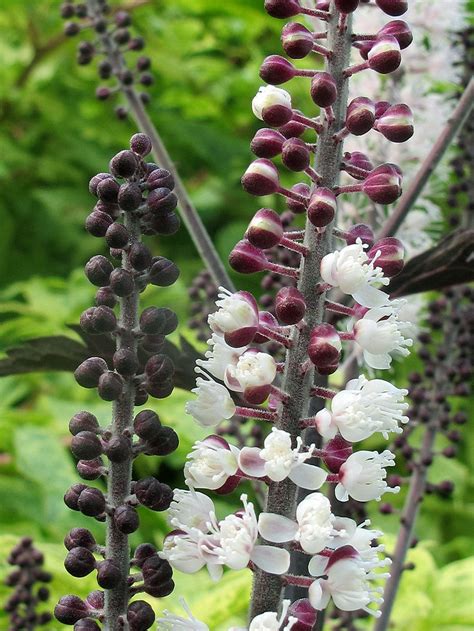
249, 7, 353, 619
377, 77, 474, 238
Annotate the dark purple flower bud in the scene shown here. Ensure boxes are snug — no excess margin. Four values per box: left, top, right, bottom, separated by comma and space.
129, 36, 145, 51
229, 239, 267, 274
114, 505, 140, 534
335, 0, 359, 12
323, 435, 352, 472
147, 187, 178, 214
145, 579, 175, 598
133, 543, 157, 567
343, 151, 373, 178
109, 150, 138, 179
74, 3, 88, 18
251, 129, 285, 158
345, 96, 375, 135
145, 378, 174, 399
246, 208, 283, 249
115, 10, 131, 26
129, 242, 153, 271
148, 256, 180, 286
279, 117, 306, 138
308, 323, 341, 367
368, 35, 401, 74
375, 103, 414, 142
363, 163, 402, 204
307, 187, 337, 227
64, 22, 80, 37
98, 59, 112, 79
64, 484, 87, 511
287, 599, 318, 630
103, 435, 131, 462
98, 371, 124, 401
375, 0, 408, 16
118, 182, 142, 211
141, 334, 165, 354
89, 173, 112, 197
69, 411, 100, 436
74, 619, 101, 630
85, 210, 113, 237
379, 20, 412, 49
112, 348, 138, 377
264, 0, 302, 18
147, 211, 181, 236
140, 306, 178, 335
127, 601, 155, 631
147, 168, 174, 191
145, 354, 175, 383
81, 306, 117, 334
144, 426, 179, 456
85, 590, 104, 610
281, 22, 314, 59
346, 223, 375, 247
74, 357, 108, 388
134, 410, 162, 440
375, 100, 391, 118
97, 177, 120, 203
282, 137, 311, 171
85, 255, 113, 287
77, 458, 105, 480
310, 72, 337, 108
105, 225, 129, 250
260, 55, 296, 85
96, 560, 121, 589
287, 182, 310, 213
109, 268, 135, 297
60, 3, 75, 18
78, 487, 106, 517
142, 556, 173, 589
368, 237, 405, 277
275, 287, 306, 324
241, 159, 279, 196
64, 547, 96, 578
71, 431, 103, 460
134, 478, 173, 511
96, 86, 112, 101
55, 595, 89, 624
64, 528, 96, 552
137, 56, 151, 71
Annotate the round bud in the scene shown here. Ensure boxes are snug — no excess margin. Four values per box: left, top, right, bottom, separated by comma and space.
130, 37, 145, 51
77, 487, 106, 517
322, 435, 353, 473
281, 22, 313, 59
133, 543, 157, 567
85, 255, 113, 287
346, 223, 375, 247
74, 358, 108, 388
98, 60, 112, 79
148, 257, 180, 286
307, 187, 337, 227
147, 168, 175, 191
109, 150, 138, 178
89, 173, 112, 197
282, 137, 311, 171
64, 528, 96, 552
60, 3, 75, 19
69, 411, 100, 436
375, 0, 408, 16
251, 129, 285, 158
71, 431, 103, 460
378, 20, 412, 49
141, 334, 165, 354
260, 55, 296, 85
137, 55, 151, 71
64, 22, 80, 37
77, 458, 105, 481
375, 103, 414, 142
103, 435, 131, 462
64, 484, 87, 511
129, 133, 152, 157
147, 188, 178, 214
85, 211, 113, 237
114, 505, 140, 534
109, 268, 135, 297
74, 620, 101, 630
97, 178, 120, 203
252, 85, 293, 126
342, 151, 373, 179
275, 287, 306, 324
264, 0, 301, 19
246, 208, 283, 249
335, 0, 359, 12
134, 478, 173, 511
98, 371, 124, 401
241, 159, 280, 196
368, 237, 405, 277
118, 182, 142, 211
144, 426, 179, 456
142, 556, 173, 587
85, 591, 104, 610
367, 35, 401, 74
229, 239, 267, 274
54, 596, 88, 625
345, 97, 375, 135
140, 307, 178, 335
113, 348, 139, 376
97, 560, 121, 589
363, 164, 402, 204
148, 211, 181, 236
145, 378, 174, 399
64, 547, 96, 578
80, 306, 117, 334
129, 242, 152, 271
310, 72, 337, 108
279, 116, 306, 138
145, 354, 175, 383
145, 579, 175, 598
287, 182, 310, 213
127, 601, 155, 631
308, 323, 342, 367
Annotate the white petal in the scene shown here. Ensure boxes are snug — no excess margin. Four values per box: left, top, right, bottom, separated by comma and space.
250, 545, 290, 575
207, 562, 224, 582
335, 482, 349, 502
308, 580, 324, 609
308, 555, 329, 577
238, 447, 267, 478
353, 285, 389, 308
289, 463, 327, 490
258, 513, 298, 543
363, 350, 392, 370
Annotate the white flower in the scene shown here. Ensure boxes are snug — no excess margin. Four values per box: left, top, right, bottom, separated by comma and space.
352, 302, 413, 369
248, 600, 297, 631
158, 598, 210, 630
239, 428, 327, 489
225, 350, 277, 392
160, 528, 223, 581
208, 287, 259, 347
185, 435, 240, 491
186, 370, 236, 427
314, 375, 408, 442
252, 85, 292, 121
196, 333, 247, 381
333, 518, 391, 568
168, 488, 216, 532
321, 240, 389, 308
335, 450, 400, 502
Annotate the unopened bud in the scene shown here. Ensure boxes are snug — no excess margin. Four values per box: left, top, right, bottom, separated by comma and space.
308, 323, 341, 367
242, 159, 280, 196
310, 72, 337, 108
282, 137, 311, 171
135, 478, 173, 511
281, 22, 313, 59
368, 35, 401, 74
335, 0, 359, 12
322, 435, 352, 473
74, 358, 108, 389
346, 223, 375, 247
287, 182, 310, 213
251, 128, 286, 158
260, 55, 296, 85
64, 547, 96, 578
307, 187, 336, 227
130, 132, 152, 156
368, 237, 404, 277
264, 0, 302, 19
54, 595, 89, 625
114, 505, 140, 534
375, 103, 414, 142
77, 487, 106, 517
375, 0, 408, 16
246, 208, 283, 249
345, 96, 375, 135
362, 163, 402, 204
287, 599, 318, 630
379, 20, 412, 49
109, 150, 138, 179
71, 431, 103, 460
229, 239, 268, 273
97, 560, 121, 589
127, 601, 156, 631
275, 287, 306, 324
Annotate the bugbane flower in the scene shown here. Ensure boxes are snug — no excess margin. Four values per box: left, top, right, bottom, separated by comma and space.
320, 240, 389, 308
352, 302, 413, 369
332, 518, 391, 567
225, 349, 277, 403
184, 435, 240, 491
247, 600, 297, 631
335, 450, 400, 502
185, 370, 236, 427
196, 333, 247, 380
314, 375, 408, 442
208, 287, 259, 347
239, 428, 327, 489
168, 488, 215, 531
160, 528, 223, 581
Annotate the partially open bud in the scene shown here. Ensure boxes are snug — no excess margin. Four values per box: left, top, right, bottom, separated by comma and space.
307, 187, 336, 227
260, 55, 296, 84
251, 129, 286, 158
281, 22, 314, 59
368, 35, 401, 74
287, 599, 318, 630
264, 0, 302, 19
229, 240, 268, 274
252, 85, 293, 126
375, 103, 414, 142
310, 72, 337, 108
375, 0, 408, 16
64, 528, 96, 551
368, 237, 405, 277
335, 0, 359, 12
287, 183, 310, 213
346, 223, 375, 247
308, 324, 341, 368
345, 97, 375, 135
241, 159, 280, 196
282, 138, 311, 171
362, 164, 402, 204
379, 20, 412, 49
246, 208, 284, 249
275, 287, 306, 324
253, 310, 280, 344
